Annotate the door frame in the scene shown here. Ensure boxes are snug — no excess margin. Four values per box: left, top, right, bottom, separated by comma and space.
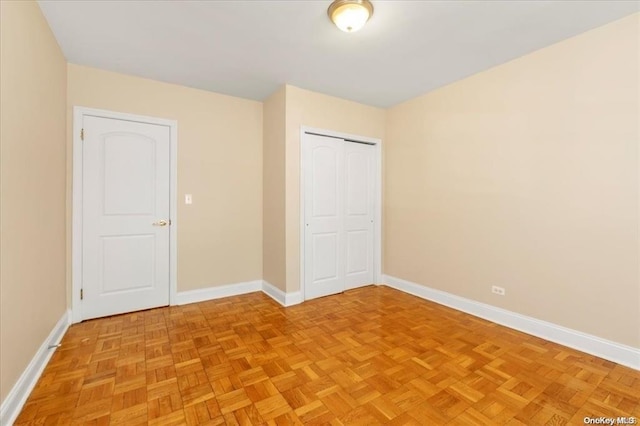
71, 106, 178, 323
300, 126, 382, 301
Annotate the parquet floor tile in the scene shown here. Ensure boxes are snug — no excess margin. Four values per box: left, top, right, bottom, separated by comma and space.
14, 286, 640, 425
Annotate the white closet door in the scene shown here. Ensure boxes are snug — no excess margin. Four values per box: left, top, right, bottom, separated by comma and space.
304, 134, 345, 300
82, 115, 171, 320
304, 133, 375, 300
344, 142, 375, 289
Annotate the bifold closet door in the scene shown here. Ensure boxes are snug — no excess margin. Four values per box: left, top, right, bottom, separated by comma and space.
304, 133, 374, 300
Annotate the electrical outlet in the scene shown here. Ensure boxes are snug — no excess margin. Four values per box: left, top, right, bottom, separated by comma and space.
492, 285, 505, 296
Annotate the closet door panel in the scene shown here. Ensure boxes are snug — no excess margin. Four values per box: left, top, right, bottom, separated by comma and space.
344, 142, 375, 289
304, 135, 345, 300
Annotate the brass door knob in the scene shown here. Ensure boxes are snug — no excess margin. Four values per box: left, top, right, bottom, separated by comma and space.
152, 220, 169, 227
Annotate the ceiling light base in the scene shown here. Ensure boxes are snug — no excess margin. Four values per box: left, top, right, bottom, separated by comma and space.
328, 0, 374, 33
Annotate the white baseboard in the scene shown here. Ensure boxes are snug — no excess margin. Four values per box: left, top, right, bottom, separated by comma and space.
262, 281, 302, 307
383, 275, 640, 371
0, 309, 71, 426
173, 280, 303, 308
173, 280, 263, 305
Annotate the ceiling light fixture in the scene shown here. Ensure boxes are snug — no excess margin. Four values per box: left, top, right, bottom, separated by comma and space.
328, 0, 374, 33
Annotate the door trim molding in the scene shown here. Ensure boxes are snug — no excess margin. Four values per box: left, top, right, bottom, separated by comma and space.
71, 106, 178, 323
299, 126, 382, 302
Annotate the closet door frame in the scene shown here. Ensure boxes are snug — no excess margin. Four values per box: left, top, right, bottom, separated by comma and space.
300, 126, 382, 301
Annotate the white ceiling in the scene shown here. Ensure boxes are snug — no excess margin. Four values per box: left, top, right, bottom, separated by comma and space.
38, 1, 638, 108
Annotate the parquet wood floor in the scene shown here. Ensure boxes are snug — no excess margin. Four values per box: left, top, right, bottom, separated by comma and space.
14, 286, 640, 425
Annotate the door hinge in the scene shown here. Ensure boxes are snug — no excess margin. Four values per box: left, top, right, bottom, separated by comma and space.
80, 128, 84, 141
80, 288, 83, 300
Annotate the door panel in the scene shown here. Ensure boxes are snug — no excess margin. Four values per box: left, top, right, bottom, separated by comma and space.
101, 235, 155, 293
346, 230, 368, 274
82, 115, 170, 320
345, 152, 369, 215
304, 135, 344, 300
103, 135, 156, 215
312, 147, 338, 217
344, 143, 375, 289
312, 233, 339, 281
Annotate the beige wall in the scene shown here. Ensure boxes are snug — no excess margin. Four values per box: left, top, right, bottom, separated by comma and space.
285, 85, 386, 292
385, 14, 640, 347
263, 87, 287, 290
67, 64, 263, 294
0, 1, 68, 402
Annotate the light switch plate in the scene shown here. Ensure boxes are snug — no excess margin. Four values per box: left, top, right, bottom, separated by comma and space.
185, 194, 192, 204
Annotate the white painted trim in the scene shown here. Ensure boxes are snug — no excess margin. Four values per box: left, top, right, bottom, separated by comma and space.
71, 107, 178, 323
0, 310, 71, 425
262, 281, 286, 306
287, 291, 303, 306
72, 108, 83, 323
383, 275, 640, 371
299, 126, 383, 302
169, 121, 178, 309
175, 280, 303, 308
373, 138, 382, 286
262, 281, 302, 307
174, 280, 263, 305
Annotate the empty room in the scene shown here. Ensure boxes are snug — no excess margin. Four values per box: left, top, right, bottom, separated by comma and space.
0, 0, 639, 424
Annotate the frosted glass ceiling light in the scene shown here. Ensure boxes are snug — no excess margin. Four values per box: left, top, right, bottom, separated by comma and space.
328, 0, 374, 33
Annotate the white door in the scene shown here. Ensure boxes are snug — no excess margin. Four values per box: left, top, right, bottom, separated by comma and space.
344, 142, 375, 289
304, 133, 375, 300
82, 115, 171, 320
304, 134, 345, 300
